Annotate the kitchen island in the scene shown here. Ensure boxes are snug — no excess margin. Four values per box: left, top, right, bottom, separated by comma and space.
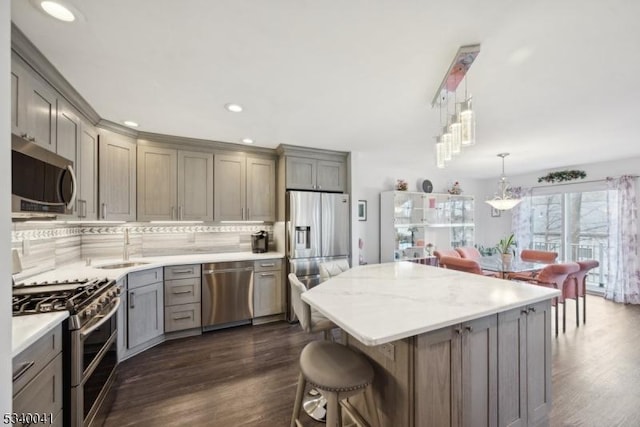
302, 262, 560, 427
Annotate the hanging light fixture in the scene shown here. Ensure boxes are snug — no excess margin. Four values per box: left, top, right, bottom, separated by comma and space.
431, 44, 480, 163
485, 153, 522, 211
435, 137, 445, 168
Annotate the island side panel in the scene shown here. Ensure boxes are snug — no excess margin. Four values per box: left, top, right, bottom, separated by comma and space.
526, 300, 552, 426
345, 335, 414, 427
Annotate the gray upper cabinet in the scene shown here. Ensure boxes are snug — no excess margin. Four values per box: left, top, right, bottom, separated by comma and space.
137, 145, 178, 221
98, 129, 137, 221
214, 154, 246, 221
78, 122, 98, 220
247, 157, 276, 222
286, 156, 346, 192
137, 145, 214, 222
56, 101, 80, 217
178, 150, 214, 221
215, 154, 276, 222
11, 55, 57, 151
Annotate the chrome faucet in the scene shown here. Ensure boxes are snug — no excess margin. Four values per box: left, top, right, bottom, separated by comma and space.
123, 228, 130, 261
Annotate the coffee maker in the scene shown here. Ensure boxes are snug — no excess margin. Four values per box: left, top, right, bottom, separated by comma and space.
251, 230, 269, 253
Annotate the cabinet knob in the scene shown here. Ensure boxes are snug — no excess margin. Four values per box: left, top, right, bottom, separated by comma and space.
521, 309, 529, 315
454, 327, 462, 335
528, 307, 536, 313
317, 185, 322, 189
465, 326, 473, 333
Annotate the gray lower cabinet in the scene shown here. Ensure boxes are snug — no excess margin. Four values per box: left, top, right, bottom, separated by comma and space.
12, 324, 63, 426
498, 300, 552, 427
127, 268, 164, 351
116, 278, 127, 361
415, 314, 497, 427
164, 264, 202, 333
253, 259, 284, 317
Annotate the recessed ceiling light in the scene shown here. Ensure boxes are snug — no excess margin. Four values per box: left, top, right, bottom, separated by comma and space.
242, 138, 254, 144
40, 1, 76, 22
123, 120, 139, 127
225, 103, 243, 113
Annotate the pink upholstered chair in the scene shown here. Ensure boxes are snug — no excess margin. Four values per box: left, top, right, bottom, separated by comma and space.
434, 249, 460, 267
563, 260, 599, 325
455, 247, 482, 260
520, 249, 558, 263
512, 262, 580, 336
439, 256, 499, 278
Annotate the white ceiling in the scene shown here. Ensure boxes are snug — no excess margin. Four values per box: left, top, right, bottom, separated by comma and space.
11, 0, 640, 178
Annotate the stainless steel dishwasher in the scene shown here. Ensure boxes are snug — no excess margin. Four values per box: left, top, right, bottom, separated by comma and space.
202, 261, 254, 331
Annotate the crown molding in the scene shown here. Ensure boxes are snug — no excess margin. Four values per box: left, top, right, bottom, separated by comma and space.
11, 23, 101, 125
138, 131, 277, 156
276, 143, 349, 160
96, 119, 140, 139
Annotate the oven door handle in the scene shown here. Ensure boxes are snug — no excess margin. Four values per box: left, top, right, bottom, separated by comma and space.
80, 297, 121, 340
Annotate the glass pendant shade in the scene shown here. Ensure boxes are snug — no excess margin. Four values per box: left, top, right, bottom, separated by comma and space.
436, 140, 445, 168
460, 100, 475, 146
485, 153, 522, 211
449, 115, 462, 155
442, 126, 452, 161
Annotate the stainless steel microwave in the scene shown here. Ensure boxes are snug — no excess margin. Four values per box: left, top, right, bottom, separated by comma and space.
11, 134, 77, 217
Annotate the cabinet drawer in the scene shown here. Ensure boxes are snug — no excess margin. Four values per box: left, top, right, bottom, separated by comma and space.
128, 268, 163, 289
164, 264, 200, 280
254, 258, 282, 272
12, 324, 62, 395
165, 277, 201, 306
13, 353, 63, 416
165, 303, 201, 332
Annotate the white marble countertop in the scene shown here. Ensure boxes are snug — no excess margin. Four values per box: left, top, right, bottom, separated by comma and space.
302, 262, 561, 346
12, 312, 69, 358
16, 251, 285, 285
12, 251, 283, 357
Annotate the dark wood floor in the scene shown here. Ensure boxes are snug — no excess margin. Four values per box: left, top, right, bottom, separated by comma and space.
104, 296, 640, 427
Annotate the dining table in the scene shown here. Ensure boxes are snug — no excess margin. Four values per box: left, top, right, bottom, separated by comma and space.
478, 255, 550, 279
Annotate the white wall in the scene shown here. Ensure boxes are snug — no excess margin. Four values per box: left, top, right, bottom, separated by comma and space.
350, 149, 483, 264
1, 0, 12, 414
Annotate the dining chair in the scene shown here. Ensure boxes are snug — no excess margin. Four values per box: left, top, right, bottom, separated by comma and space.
319, 259, 350, 282
520, 249, 558, 263
454, 246, 482, 260
438, 256, 499, 277
434, 249, 460, 267
511, 262, 580, 336
563, 260, 599, 325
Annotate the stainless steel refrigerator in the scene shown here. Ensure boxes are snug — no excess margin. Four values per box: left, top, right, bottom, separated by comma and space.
286, 191, 350, 321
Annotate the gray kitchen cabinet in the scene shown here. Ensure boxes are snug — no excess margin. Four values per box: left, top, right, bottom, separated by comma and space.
178, 150, 214, 221
127, 268, 164, 350
56, 100, 80, 216
13, 324, 63, 425
10, 57, 28, 137
26, 72, 58, 152
285, 156, 346, 192
77, 121, 99, 219
253, 259, 284, 318
214, 154, 276, 221
116, 278, 127, 361
415, 314, 497, 427
137, 145, 178, 221
164, 264, 202, 334
137, 146, 214, 222
498, 300, 552, 427
98, 129, 137, 221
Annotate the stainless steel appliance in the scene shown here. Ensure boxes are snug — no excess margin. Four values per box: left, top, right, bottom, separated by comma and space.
251, 230, 269, 253
202, 261, 254, 330
13, 278, 121, 427
11, 134, 77, 217
286, 191, 350, 321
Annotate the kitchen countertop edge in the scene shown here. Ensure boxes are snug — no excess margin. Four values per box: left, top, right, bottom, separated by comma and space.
12, 312, 69, 358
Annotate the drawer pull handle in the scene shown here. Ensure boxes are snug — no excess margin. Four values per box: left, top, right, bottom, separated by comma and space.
173, 315, 192, 320
171, 269, 194, 274
12, 361, 35, 382
172, 289, 193, 294
260, 273, 275, 277
465, 326, 473, 333
260, 263, 276, 267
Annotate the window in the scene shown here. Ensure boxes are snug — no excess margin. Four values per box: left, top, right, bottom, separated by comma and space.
530, 190, 609, 291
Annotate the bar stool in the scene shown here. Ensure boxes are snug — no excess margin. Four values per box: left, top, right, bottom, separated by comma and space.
288, 273, 336, 422
319, 259, 350, 282
291, 340, 380, 427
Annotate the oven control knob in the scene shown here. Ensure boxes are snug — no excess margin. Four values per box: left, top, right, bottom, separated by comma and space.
100, 297, 107, 304
85, 307, 94, 317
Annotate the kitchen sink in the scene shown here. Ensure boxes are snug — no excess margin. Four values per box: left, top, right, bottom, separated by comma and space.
96, 261, 150, 269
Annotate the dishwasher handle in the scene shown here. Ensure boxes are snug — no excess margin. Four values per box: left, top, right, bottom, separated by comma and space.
203, 267, 254, 274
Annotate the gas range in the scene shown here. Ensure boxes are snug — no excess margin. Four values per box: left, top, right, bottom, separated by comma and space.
12, 277, 120, 330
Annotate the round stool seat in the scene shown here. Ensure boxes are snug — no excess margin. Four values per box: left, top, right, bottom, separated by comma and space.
300, 341, 374, 392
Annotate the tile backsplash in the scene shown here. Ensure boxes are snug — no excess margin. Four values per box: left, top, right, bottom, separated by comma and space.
12, 222, 275, 280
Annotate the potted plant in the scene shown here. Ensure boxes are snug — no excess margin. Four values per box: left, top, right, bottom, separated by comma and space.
496, 234, 517, 263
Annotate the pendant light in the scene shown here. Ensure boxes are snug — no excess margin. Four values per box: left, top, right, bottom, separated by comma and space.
460, 98, 475, 146
449, 113, 462, 155
435, 137, 445, 168
441, 125, 452, 161
485, 153, 522, 211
